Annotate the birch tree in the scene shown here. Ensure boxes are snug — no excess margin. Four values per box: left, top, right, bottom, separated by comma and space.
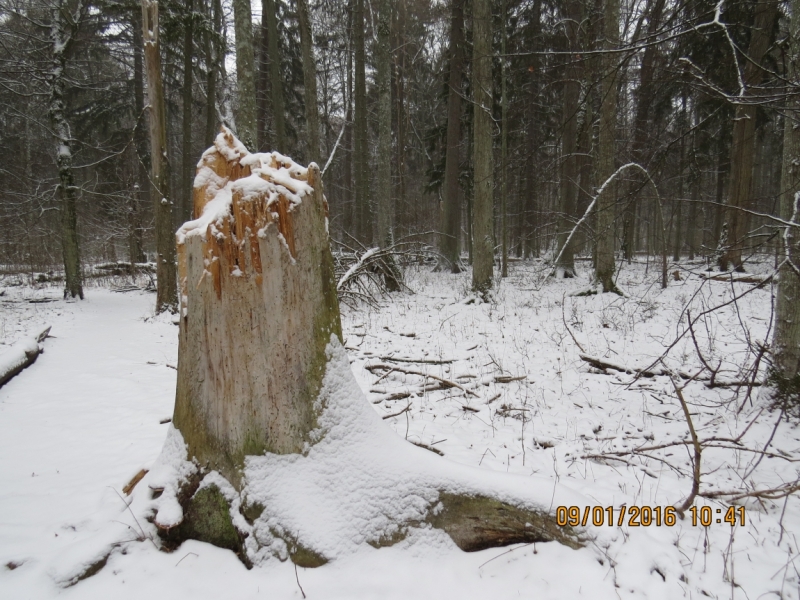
49, 0, 85, 299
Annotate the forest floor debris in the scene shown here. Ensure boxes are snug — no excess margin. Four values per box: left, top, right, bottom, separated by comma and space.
0, 259, 798, 599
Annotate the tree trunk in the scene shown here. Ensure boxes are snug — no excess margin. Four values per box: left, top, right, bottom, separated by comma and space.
152, 130, 582, 565
554, 0, 581, 278
142, 0, 178, 313
439, 0, 465, 273
711, 135, 729, 258
297, 0, 320, 165
344, 13, 354, 234
672, 93, 688, 263
374, 0, 400, 291
353, 0, 371, 244
471, 0, 493, 296
181, 0, 195, 224
622, 0, 666, 262
232, 0, 257, 150
719, 0, 779, 271
257, 0, 269, 150
49, 0, 83, 300
499, 0, 508, 278
131, 7, 148, 266
771, 0, 800, 407
594, 0, 619, 293
204, 0, 221, 146
393, 1, 407, 236
264, 0, 286, 151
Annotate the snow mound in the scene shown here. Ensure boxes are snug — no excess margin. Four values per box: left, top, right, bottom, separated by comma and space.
239, 336, 588, 564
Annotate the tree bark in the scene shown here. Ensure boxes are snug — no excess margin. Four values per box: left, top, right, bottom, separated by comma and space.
181, 0, 195, 224
131, 8, 148, 266
554, 0, 582, 278
174, 129, 341, 484
353, 0, 371, 244
499, 0, 508, 278
375, 0, 400, 290
297, 0, 320, 165
594, 0, 619, 293
471, 0, 493, 296
719, 0, 779, 271
257, 0, 269, 150
204, 0, 221, 146
439, 0, 465, 273
772, 0, 800, 404
622, 0, 666, 262
232, 0, 257, 150
142, 0, 178, 313
264, 0, 286, 151
49, 0, 83, 300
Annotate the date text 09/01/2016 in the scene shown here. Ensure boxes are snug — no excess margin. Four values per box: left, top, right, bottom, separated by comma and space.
556, 505, 746, 528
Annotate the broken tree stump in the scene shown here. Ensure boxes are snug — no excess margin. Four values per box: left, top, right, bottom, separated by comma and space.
147, 128, 583, 568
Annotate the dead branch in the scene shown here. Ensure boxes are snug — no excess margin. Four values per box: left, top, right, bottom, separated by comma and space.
379, 356, 455, 365
123, 468, 149, 495
382, 403, 412, 419
365, 363, 479, 397
494, 375, 527, 383
561, 294, 586, 353
580, 354, 761, 387
700, 273, 773, 285
672, 378, 702, 515
411, 441, 444, 456
699, 480, 800, 501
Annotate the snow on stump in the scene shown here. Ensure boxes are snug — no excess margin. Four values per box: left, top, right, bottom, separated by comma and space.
142, 129, 584, 568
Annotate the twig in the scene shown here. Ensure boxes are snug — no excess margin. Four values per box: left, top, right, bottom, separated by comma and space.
111, 487, 156, 548
383, 403, 412, 419
294, 562, 306, 599
561, 294, 586, 352
176, 552, 198, 566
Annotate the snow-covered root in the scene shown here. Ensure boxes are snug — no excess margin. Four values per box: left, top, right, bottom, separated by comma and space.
122, 337, 587, 570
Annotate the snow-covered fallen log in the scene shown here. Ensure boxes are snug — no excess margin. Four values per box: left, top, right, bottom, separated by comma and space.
0, 326, 51, 388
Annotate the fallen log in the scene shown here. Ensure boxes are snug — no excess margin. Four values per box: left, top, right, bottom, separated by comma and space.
0, 326, 51, 388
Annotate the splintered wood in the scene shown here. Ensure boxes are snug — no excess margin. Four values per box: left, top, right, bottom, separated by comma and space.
180, 128, 309, 301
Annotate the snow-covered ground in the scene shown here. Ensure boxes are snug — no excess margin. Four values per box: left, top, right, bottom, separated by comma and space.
0, 260, 798, 599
